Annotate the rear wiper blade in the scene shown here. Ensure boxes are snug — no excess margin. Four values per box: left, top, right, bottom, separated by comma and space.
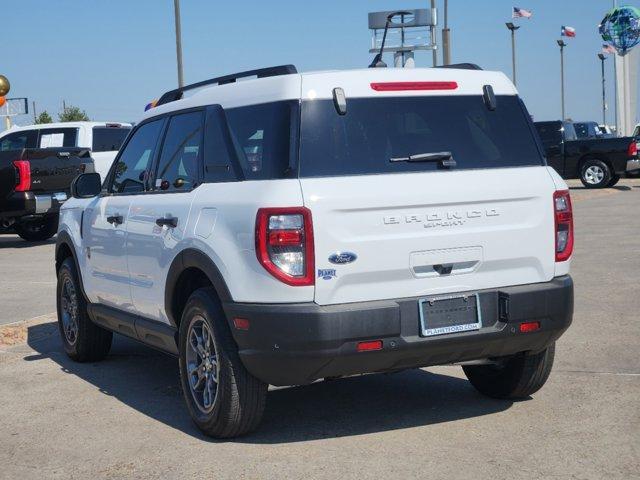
390, 151, 456, 168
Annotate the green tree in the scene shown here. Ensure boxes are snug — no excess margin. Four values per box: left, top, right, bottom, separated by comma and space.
58, 105, 90, 122
34, 111, 53, 124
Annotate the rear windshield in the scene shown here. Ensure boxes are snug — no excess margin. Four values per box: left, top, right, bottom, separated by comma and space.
92, 126, 132, 152
299, 95, 544, 177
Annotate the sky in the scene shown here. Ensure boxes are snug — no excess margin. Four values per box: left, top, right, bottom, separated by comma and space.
0, 0, 634, 129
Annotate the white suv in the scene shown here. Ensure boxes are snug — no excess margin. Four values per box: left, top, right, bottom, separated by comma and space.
55, 64, 574, 438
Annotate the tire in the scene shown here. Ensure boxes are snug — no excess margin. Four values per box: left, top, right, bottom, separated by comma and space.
463, 343, 555, 399
178, 287, 267, 438
56, 257, 112, 362
580, 159, 612, 189
14, 214, 58, 241
607, 174, 621, 187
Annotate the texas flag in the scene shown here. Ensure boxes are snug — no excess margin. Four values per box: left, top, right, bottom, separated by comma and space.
561, 26, 576, 37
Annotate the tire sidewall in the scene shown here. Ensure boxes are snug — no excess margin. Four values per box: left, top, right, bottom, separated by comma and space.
56, 258, 83, 357
178, 292, 231, 429
580, 159, 611, 189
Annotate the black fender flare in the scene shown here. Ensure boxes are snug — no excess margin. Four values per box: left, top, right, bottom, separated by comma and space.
164, 249, 232, 327
55, 230, 90, 301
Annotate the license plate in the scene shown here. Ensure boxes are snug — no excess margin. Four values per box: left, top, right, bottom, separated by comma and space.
418, 294, 481, 337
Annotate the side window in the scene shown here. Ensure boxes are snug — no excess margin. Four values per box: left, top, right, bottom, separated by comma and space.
154, 111, 203, 192
38, 128, 78, 148
92, 127, 132, 152
0, 130, 38, 151
110, 120, 163, 194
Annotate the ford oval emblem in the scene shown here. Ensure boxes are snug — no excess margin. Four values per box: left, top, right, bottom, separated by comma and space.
328, 252, 358, 265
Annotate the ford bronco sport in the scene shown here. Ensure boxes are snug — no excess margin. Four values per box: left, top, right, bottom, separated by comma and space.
55, 64, 574, 438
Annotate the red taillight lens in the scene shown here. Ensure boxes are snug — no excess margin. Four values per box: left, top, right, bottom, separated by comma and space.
554, 190, 573, 262
628, 141, 638, 158
13, 160, 31, 192
256, 207, 315, 286
519, 321, 541, 333
357, 340, 383, 352
370, 81, 458, 91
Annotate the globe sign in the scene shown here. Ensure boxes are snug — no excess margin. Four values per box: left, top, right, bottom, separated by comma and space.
600, 6, 640, 56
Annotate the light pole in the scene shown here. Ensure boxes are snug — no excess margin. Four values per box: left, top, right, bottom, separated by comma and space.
598, 53, 607, 126
442, 0, 451, 65
173, 0, 184, 88
506, 22, 520, 86
557, 39, 566, 120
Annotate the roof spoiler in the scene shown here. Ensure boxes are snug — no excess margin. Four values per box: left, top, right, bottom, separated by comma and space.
435, 63, 483, 70
156, 65, 298, 106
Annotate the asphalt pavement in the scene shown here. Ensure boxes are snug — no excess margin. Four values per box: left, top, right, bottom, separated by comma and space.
0, 179, 638, 479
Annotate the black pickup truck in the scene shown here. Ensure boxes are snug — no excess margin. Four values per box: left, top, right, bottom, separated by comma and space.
0, 148, 93, 241
534, 120, 639, 188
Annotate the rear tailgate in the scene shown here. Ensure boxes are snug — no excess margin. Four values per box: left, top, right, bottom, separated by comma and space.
23, 148, 93, 193
301, 167, 556, 305
298, 69, 558, 306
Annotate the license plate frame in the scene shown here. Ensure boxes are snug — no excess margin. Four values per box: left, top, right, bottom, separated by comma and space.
418, 294, 482, 337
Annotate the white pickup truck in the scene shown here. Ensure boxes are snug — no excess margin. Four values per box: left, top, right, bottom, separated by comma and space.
0, 121, 131, 181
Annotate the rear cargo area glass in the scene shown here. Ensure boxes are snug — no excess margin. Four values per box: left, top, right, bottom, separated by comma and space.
299, 95, 544, 177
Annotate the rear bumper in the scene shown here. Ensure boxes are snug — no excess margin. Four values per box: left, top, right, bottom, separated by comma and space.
0, 191, 67, 219
223, 275, 574, 386
627, 158, 640, 173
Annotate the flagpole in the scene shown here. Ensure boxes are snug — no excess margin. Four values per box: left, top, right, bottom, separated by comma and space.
506, 22, 520, 86
558, 39, 567, 120
598, 53, 607, 125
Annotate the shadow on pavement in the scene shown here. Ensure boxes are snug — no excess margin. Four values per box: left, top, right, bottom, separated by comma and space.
0, 235, 56, 249
26, 322, 513, 443
569, 185, 632, 191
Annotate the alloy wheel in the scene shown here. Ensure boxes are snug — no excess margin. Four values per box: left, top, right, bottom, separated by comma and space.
584, 165, 605, 185
185, 315, 219, 413
60, 276, 79, 345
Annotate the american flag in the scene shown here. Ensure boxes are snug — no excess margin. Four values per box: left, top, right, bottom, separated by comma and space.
512, 7, 532, 19
561, 26, 576, 37
602, 43, 616, 54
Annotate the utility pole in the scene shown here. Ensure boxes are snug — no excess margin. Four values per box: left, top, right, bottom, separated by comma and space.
442, 0, 451, 65
598, 53, 607, 125
173, 0, 185, 88
506, 22, 520, 86
32, 101, 37, 123
557, 39, 567, 120
430, 0, 437, 67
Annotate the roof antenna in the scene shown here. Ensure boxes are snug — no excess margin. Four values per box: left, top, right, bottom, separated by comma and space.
369, 11, 411, 68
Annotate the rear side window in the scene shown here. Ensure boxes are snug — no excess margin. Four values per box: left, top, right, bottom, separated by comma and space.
225, 101, 297, 179
110, 120, 163, 194
0, 130, 37, 151
535, 122, 562, 146
154, 111, 203, 192
300, 95, 544, 177
92, 127, 131, 152
38, 128, 77, 148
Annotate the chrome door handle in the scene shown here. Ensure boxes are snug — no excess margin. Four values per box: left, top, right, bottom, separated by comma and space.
155, 217, 178, 228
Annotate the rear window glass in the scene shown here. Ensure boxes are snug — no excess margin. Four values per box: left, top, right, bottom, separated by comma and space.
92, 126, 131, 152
0, 130, 38, 151
299, 95, 544, 177
225, 101, 297, 179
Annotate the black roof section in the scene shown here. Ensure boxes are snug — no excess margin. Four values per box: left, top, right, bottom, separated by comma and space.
156, 65, 298, 106
435, 63, 483, 70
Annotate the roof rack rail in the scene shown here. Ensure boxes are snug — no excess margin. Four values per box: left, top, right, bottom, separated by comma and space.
435, 63, 483, 70
156, 64, 298, 106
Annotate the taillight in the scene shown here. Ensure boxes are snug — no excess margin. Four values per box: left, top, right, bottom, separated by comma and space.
255, 207, 315, 286
13, 160, 31, 192
628, 141, 637, 158
554, 190, 573, 262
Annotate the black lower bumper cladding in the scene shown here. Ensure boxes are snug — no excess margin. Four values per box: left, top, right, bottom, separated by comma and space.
223, 276, 573, 386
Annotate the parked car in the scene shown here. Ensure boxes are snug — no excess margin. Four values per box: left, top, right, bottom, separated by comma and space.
0, 121, 131, 181
56, 64, 574, 438
0, 147, 93, 241
534, 120, 639, 188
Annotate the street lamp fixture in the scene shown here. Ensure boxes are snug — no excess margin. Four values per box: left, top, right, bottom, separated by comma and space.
505, 23, 521, 86
557, 39, 566, 48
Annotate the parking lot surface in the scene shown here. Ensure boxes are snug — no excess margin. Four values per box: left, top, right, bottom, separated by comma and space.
0, 180, 639, 479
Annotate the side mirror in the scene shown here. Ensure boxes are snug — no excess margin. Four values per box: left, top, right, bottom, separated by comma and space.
71, 173, 102, 199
